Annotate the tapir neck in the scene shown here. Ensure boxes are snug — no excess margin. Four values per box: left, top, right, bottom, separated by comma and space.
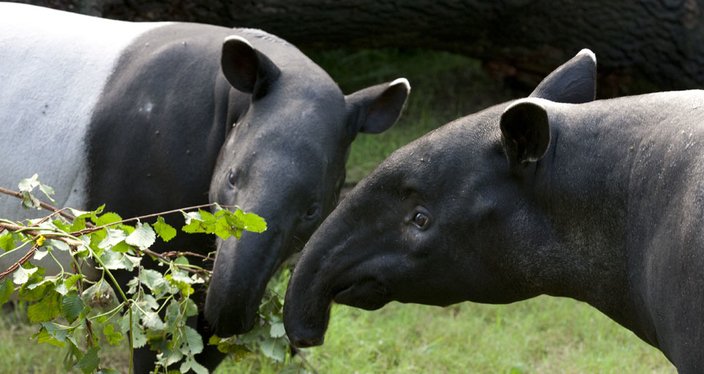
528, 98, 696, 344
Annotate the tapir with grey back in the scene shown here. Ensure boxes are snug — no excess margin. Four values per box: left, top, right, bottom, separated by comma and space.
286, 49, 704, 372
0, 3, 409, 372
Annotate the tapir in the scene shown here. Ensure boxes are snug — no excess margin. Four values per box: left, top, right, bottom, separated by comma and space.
0, 3, 410, 371
284, 48, 704, 372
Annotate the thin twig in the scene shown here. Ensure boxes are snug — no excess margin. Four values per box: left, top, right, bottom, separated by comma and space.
0, 243, 38, 280
71, 202, 238, 236
0, 221, 83, 247
0, 186, 77, 221
142, 248, 211, 261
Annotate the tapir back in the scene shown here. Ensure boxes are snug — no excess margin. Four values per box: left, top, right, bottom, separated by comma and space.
533, 90, 704, 369
0, 3, 167, 218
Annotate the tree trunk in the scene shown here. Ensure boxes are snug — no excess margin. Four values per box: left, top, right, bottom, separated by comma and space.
17, 0, 704, 92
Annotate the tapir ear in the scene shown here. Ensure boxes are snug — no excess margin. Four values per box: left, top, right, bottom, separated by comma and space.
346, 78, 411, 134
529, 49, 597, 104
221, 35, 281, 98
500, 99, 550, 169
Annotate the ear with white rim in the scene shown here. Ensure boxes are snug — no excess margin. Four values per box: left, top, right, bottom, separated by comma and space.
530, 48, 597, 104
220, 35, 281, 98
500, 99, 551, 170
346, 78, 411, 135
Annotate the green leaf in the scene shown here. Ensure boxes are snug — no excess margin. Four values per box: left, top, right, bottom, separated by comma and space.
183, 298, 199, 318
93, 212, 122, 226
158, 346, 184, 368
17, 270, 49, 302
35, 322, 70, 347
13, 265, 38, 285
18, 175, 57, 203
0, 232, 15, 251
98, 228, 127, 249
18, 173, 40, 192
166, 272, 195, 297
55, 273, 82, 295
103, 323, 124, 346
181, 211, 207, 234
38, 182, 56, 203
51, 219, 71, 234
68, 207, 91, 218
213, 216, 234, 240
183, 325, 204, 355
18, 174, 43, 208
74, 346, 100, 374
47, 238, 71, 253
154, 216, 177, 242
270, 322, 286, 338
125, 222, 156, 250
0, 278, 14, 305
165, 299, 181, 323
180, 357, 208, 374
35, 329, 64, 348
61, 292, 86, 323
136, 294, 160, 312
33, 248, 50, 261
236, 210, 267, 233
99, 250, 141, 271
260, 336, 287, 362
141, 311, 166, 330
139, 268, 169, 296
27, 291, 61, 322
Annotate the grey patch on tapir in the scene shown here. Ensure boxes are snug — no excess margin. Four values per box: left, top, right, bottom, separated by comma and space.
0, 3, 167, 274
284, 47, 704, 371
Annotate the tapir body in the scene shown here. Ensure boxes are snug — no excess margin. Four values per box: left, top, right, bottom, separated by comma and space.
284, 49, 703, 372
0, 3, 409, 371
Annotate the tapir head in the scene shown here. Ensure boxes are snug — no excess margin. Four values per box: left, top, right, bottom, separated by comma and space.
204, 35, 410, 337
283, 49, 597, 347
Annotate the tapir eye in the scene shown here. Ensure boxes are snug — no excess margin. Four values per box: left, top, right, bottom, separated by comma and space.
412, 211, 431, 230
227, 169, 237, 187
304, 203, 321, 220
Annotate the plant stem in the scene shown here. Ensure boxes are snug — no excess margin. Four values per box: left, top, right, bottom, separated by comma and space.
0, 243, 37, 280
0, 186, 76, 221
71, 202, 239, 237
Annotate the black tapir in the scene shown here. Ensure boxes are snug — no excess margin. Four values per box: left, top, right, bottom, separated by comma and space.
0, 3, 410, 371
284, 49, 704, 372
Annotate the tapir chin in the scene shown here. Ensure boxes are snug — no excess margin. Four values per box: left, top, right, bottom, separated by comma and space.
284, 48, 704, 372
0, 3, 410, 372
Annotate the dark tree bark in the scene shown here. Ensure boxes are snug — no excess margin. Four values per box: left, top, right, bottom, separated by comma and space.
16, 0, 704, 92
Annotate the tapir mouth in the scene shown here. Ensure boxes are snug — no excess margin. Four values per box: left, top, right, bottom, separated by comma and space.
284, 279, 389, 348
205, 232, 285, 337
333, 278, 389, 311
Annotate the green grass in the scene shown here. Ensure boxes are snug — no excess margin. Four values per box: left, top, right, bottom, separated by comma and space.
277, 297, 673, 373
0, 297, 675, 373
0, 49, 677, 373
0, 304, 130, 373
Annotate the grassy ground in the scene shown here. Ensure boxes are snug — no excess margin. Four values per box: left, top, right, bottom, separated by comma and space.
1, 49, 676, 373
228, 298, 674, 373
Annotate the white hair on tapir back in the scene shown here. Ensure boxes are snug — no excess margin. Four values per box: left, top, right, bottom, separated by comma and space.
0, 3, 167, 277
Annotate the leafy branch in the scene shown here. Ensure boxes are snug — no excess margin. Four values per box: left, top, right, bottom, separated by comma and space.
0, 175, 310, 373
